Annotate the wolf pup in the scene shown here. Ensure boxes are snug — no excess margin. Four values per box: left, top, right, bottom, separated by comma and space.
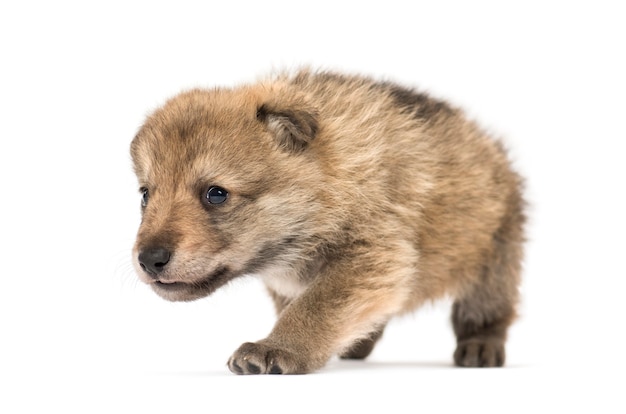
131, 69, 525, 374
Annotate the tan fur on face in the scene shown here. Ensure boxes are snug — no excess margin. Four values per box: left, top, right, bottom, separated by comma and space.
131, 69, 525, 373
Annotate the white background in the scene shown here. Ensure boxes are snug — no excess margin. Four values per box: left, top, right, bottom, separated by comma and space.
1, 1, 624, 412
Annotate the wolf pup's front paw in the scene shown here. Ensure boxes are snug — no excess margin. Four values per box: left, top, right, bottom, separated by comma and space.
227, 341, 308, 375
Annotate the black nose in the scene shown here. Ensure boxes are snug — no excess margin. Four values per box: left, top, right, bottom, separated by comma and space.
138, 247, 171, 277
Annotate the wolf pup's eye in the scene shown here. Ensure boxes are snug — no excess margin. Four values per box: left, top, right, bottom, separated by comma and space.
205, 186, 228, 205
140, 188, 149, 207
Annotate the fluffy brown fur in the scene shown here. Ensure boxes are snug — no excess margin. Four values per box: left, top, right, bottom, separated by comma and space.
131, 69, 525, 374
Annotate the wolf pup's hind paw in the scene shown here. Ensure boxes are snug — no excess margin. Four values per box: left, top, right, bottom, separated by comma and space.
454, 338, 505, 367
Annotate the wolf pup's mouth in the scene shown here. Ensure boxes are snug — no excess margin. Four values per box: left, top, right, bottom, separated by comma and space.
154, 280, 188, 291
152, 266, 232, 294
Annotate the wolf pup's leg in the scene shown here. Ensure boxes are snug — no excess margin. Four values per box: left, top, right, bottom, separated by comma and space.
452, 209, 524, 367
339, 325, 386, 360
268, 287, 386, 361
228, 247, 413, 374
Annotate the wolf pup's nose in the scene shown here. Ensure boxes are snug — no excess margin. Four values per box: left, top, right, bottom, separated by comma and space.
138, 247, 171, 276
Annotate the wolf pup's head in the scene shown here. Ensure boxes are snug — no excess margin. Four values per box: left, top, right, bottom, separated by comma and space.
131, 86, 321, 301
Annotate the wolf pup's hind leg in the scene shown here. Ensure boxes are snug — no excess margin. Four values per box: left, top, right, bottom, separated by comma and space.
452, 200, 524, 367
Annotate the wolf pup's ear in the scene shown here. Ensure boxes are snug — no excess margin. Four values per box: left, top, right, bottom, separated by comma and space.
257, 102, 318, 152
